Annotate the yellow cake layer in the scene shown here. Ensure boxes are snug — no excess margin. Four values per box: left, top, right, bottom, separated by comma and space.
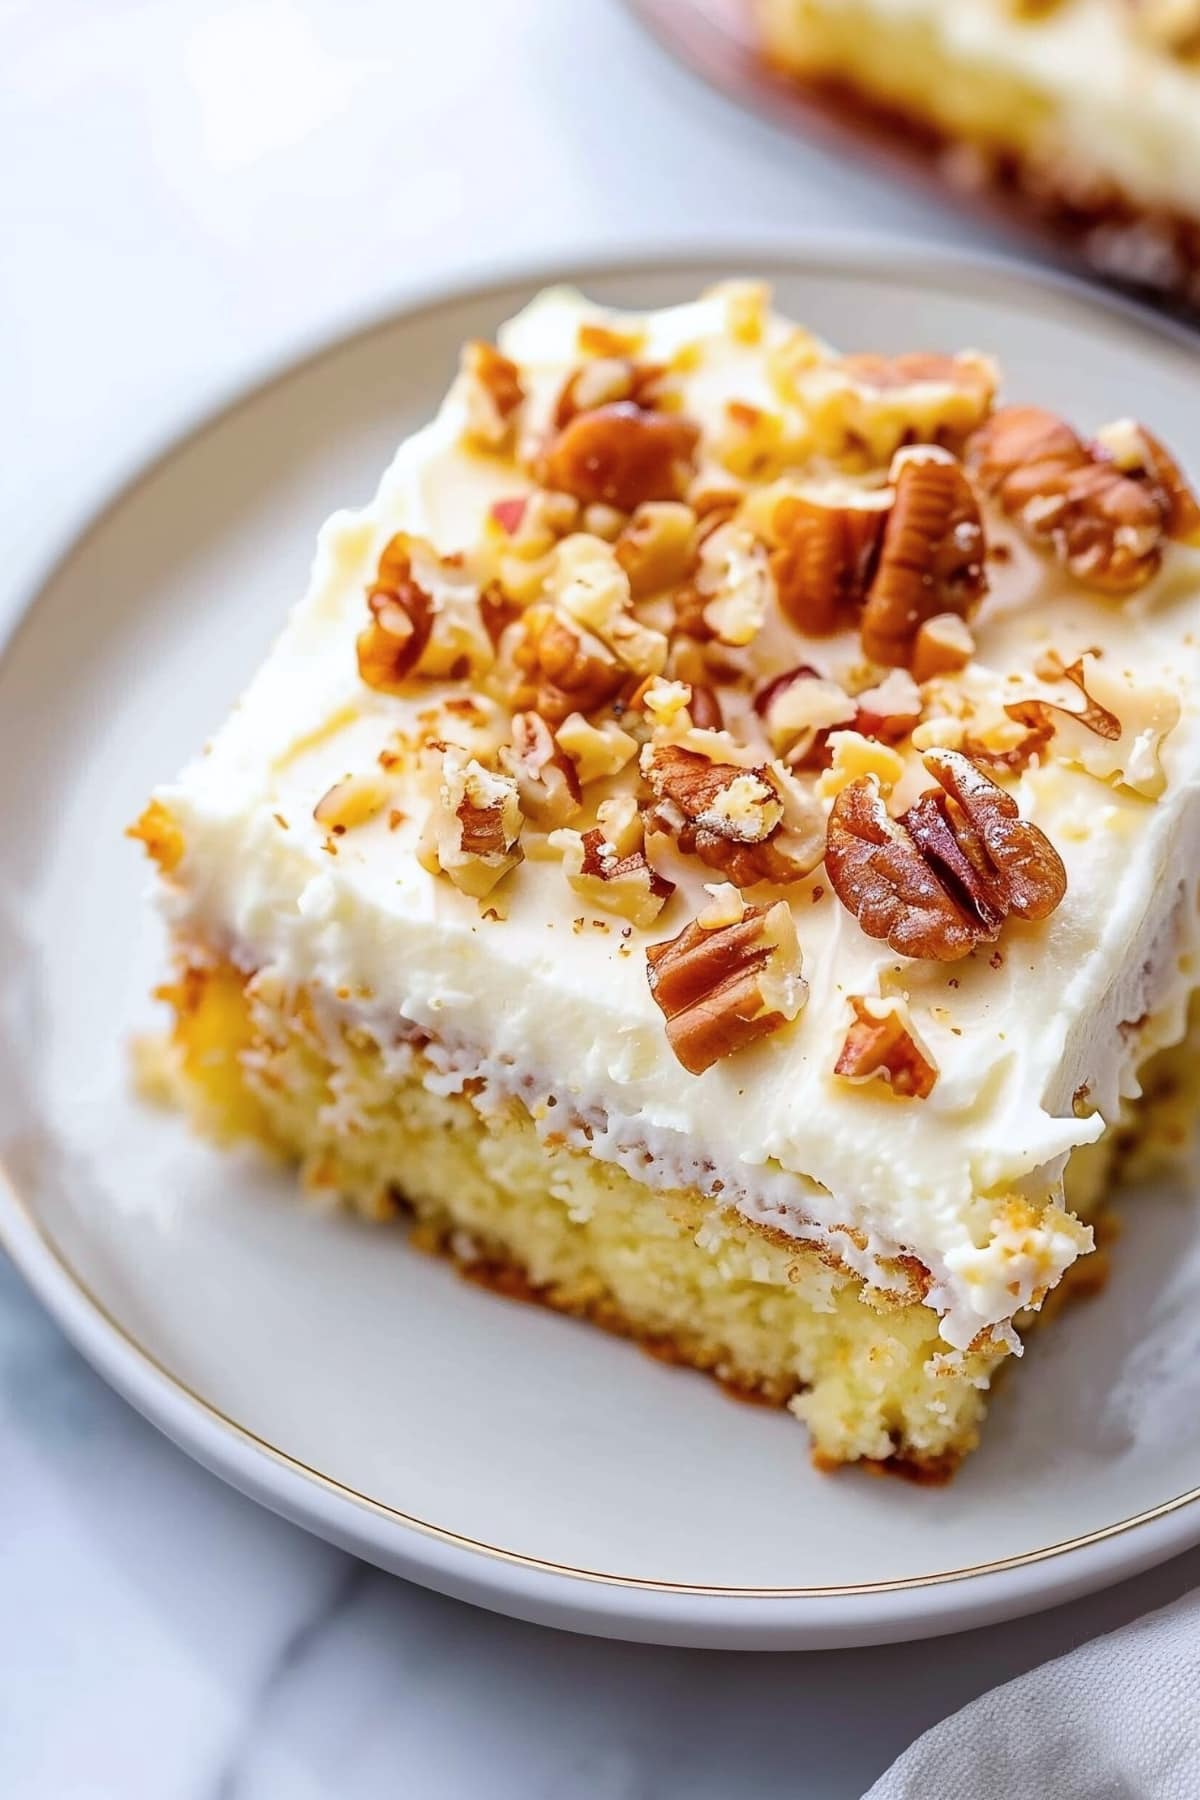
145, 953, 1193, 1477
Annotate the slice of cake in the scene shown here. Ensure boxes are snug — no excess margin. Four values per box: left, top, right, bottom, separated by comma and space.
131, 280, 1200, 1477
753, 0, 1200, 311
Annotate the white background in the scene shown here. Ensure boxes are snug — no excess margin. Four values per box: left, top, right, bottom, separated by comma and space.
3, 2, 1198, 1794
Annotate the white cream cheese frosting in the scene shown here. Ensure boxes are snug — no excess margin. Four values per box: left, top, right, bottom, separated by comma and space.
150, 286, 1200, 1351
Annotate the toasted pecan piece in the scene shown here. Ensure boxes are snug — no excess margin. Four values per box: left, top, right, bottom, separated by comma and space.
770, 488, 889, 635
646, 900, 807, 1075
753, 665, 856, 766
357, 536, 435, 691
512, 603, 627, 723
537, 403, 701, 512
358, 534, 495, 691
834, 996, 938, 1099
860, 456, 986, 667
966, 406, 1177, 593
825, 749, 1066, 960
642, 743, 782, 843
500, 711, 582, 828
418, 750, 524, 899
1093, 418, 1200, 544
836, 351, 996, 412
642, 743, 822, 887
460, 340, 524, 450
553, 357, 670, 429
1006, 655, 1180, 799
614, 500, 697, 597
553, 813, 675, 928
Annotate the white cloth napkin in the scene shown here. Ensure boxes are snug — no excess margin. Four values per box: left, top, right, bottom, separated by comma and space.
866, 1587, 1200, 1799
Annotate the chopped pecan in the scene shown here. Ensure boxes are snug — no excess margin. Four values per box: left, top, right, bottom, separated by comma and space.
642, 743, 822, 886
357, 536, 434, 690
460, 340, 524, 450
552, 817, 675, 928
313, 773, 388, 834
549, 534, 668, 679
796, 349, 997, 461
754, 665, 855, 764
817, 730, 906, 800
852, 668, 923, 743
688, 682, 725, 731
614, 500, 697, 597
1093, 418, 1200, 544
127, 799, 185, 873
554, 711, 639, 784
834, 996, 938, 1099
912, 611, 975, 683
1007, 656, 1180, 798
537, 403, 701, 512
696, 520, 774, 647
418, 750, 524, 899
1005, 657, 1120, 750
511, 603, 626, 723
770, 487, 890, 635
966, 406, 1170, 592
553, 357, 670, 429
860, 456, 986, 667
357, 534, 494, 691
642, 743, 782, 844
500, 711, 582, 827
963, 714, 1054, 775
577, 321, 647, 359
825, 749, 1067, 961
646, 900, 807, 1075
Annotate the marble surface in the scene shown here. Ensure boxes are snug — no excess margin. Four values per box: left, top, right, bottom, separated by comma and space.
2, 2, 1198, 1794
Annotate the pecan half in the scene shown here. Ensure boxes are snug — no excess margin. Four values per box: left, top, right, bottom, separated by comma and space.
770, 488, 889, 635
537, 403, 701, 512
860, 456, 986, 667
825, 749, 1067, 960
646, 899, 807, 1075
966, 406, 1172, 592
834, 996, 938, 1099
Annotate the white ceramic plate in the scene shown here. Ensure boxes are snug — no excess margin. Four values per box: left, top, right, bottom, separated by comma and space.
4, 247, 1200, 1651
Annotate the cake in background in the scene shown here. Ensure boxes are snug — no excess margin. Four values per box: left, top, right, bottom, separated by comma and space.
753, 0, 1200, 311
